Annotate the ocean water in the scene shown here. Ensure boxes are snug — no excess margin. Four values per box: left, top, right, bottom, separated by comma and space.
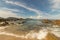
23, 20, 60, 37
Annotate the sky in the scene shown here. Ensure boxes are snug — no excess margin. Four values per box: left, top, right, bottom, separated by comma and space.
0, 0, 60, 19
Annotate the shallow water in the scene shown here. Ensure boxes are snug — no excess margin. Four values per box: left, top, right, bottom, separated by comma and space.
23, 20, 60, 37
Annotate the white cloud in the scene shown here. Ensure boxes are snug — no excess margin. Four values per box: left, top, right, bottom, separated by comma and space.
29, 15, 42, 19
5, 0, 52, 19
51, 0, 60, 10
29, 14, 51, 19
3, 7, 20, 12
48, 0, 60, 19
4, 0, 40, 14
4, 0, 51, 19
0, 10, 22, 18
29, 0, 60, 19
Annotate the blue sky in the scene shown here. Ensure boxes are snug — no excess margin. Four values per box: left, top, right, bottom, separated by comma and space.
0, 0, 60, 19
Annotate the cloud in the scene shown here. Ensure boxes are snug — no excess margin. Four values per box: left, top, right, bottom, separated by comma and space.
1, 7, 20, 12
47, 0, 60, 19
4, 0, 40, 14
29, 14, 51, 19
0, 10, 22, 18
28, 0, 60, 19
50, 0, 60, 10
5, 0, 60, 19
3, 0, 51, 19
29, 16, 41, 19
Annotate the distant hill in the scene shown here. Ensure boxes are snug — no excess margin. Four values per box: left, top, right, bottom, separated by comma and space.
6, 17, 20, 21
0, 17, 60, 26
0, 17, 5, 22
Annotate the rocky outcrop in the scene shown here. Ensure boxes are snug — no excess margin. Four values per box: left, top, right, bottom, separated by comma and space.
44, 32, 59, 40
